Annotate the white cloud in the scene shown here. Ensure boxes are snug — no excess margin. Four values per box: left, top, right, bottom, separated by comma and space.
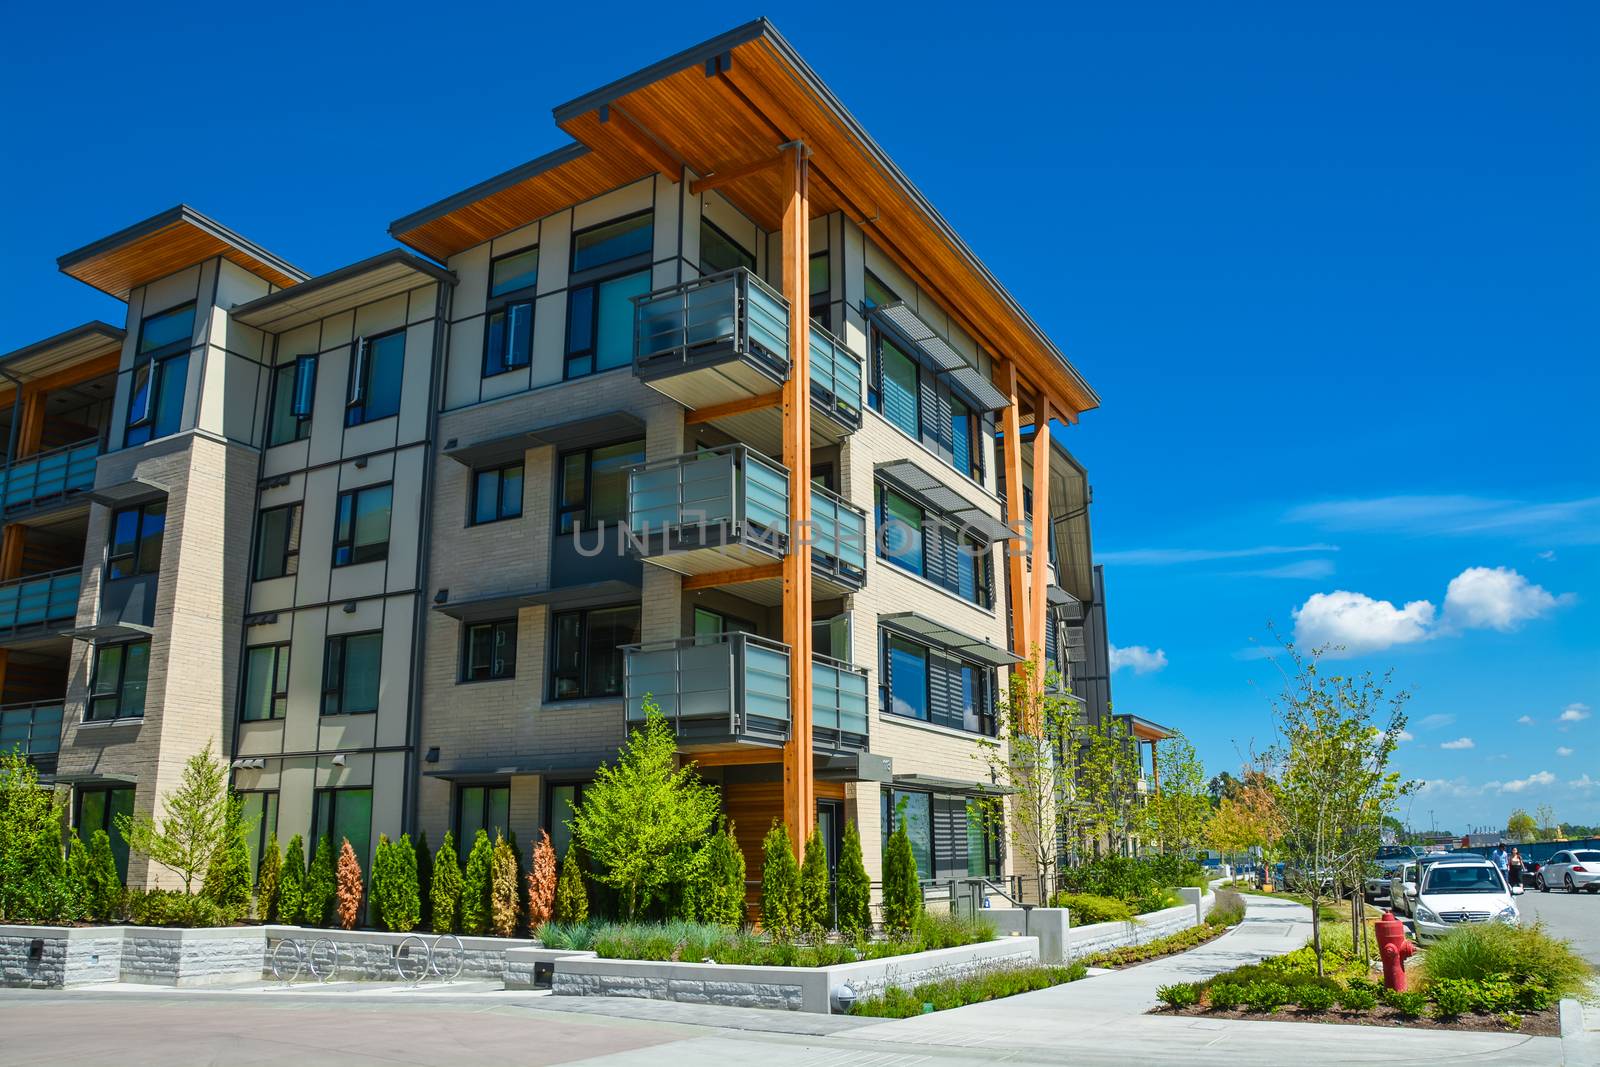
1291, 590, 1435, 656
1109, 644, 1168, 674
1419, 714, 1456, 730
1238, 559, 1337, 580
1440, 567, 1572, 632
1416, 777, 1479, 798
1517, 715, 1536, 726
1396, 730, 1414, 743
1098, 544, 1339, 566
1440, 737, 1475, 750
1491, 771, 1556, 794
1537, 550, 1557, 561
1572, 775, 1597, 791
1556, 747, 1574, 757
1559, 703, 1591, 723
1287, 493, 1600, 543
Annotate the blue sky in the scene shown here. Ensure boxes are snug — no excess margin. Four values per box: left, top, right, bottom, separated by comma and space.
3, 3, 1593, 830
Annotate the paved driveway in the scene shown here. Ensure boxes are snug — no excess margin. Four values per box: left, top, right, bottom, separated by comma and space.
1518, 882, 1600, 965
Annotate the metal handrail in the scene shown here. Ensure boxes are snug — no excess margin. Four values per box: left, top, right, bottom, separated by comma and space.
628, 444, 789, 547
0, 437, 100, 512
0, 567, 82, 631
622, 631, 792, 735
810, 653, 868, 749
807, 320, 863, 426
808, 482, 867, 578
633, 267, 791, 375
0, 700, 64, 758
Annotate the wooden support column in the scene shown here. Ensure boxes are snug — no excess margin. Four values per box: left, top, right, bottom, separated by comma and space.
998, 361, 1031, 674
779, 142, 815, 857
1150, 740, 1161, 794
0, 384, 48, 698
1029, 396, 1053, 697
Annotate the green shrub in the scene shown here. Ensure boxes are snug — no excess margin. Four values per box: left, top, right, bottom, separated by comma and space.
798, 825, 829, 938
125, 889, 232, 927
850, 964, 1085, 1016
1385, 989, 1427, 1017
1206, 888, 1245, 927
255, 832, 281, 923
915, 910, 995, 949
1429, 978, 1475, 1019
460, 829, 493, 935
302, 835, 336, 927
536, 920, 605, 951
1157, 982, 1200, 1008
1499, 1012, 1523, 1031
1207, 983, 1244, 1010
881, 817, 921, 937
374, 834, 421, 932
66, 829, 90, 913
1082, 922, 1226, 968
414, 831, 432, 929
697, 819, 746, 929
1057, 854, 1206, 907
1049, 892, 1134, 925
1242, 981, 1291, 1012
369, 835, 391, 928
836, 819, 871, 937
1421, 922, 1591, 999
554, 847, 589, 925
1295, 984, 1335, 1012
430, 832, 463, 933
200, 795, 252, 920
489, 834, 519, 937
0, 749, 77, 924
84, 830, 123, 923
1517, 982, 1554, 1012
1337, 983, 1377, 1012
278, 835, 306, 925
760, 821, 801, 939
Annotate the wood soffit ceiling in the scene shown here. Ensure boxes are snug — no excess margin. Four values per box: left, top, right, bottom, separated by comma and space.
390, 20, 1097, 415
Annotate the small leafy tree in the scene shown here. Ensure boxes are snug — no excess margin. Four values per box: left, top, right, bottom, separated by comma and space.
414, 830, 433, 927
1078, 715, 1145, 858
1144, 734, 1211, 857
0, 748, 76, 923
836, 819, 871, 937
554, 847, 589, 924
256, 832, 282, 923
799, 825, 830, 937
697, 819, 746, 928
430, 832, 463, 934
116, 740, 230, 894
882, 815, 921, 937
526, 830, 557, 929
760, 820, 801, 939
1506, 809, 1537, 843
387, 834, 421, 932
278, 835, 306, 925
489, 834, 519, 937
460, 829, 494, 935
201, 794, 253, 918
303, 835, 336, 927
85, 830, 124, 922
334, 838, 363, 930
571, 702, 722, 919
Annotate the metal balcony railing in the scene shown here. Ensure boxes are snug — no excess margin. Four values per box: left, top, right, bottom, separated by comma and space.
0, 568, 82, 634
628, 444, 789, 552
809, 483, 867, 589
0, 700, 63, 768
811, 654, 869, 752
623, 632, 792, 744
807, 321, 863, 430
0, 438, 100, 512
633, 268, 790, 380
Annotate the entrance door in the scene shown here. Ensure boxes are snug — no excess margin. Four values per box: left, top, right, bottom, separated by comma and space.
816, 799, 843, 926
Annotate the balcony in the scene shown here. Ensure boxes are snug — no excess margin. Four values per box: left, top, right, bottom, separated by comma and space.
633, 269, 863, 449
0, 439, 99, 516
0, 568, 82, 642
628, 444, 789, 578
0, 700, 62, 773
809, 483, 867, 595
624, 633, 869, 755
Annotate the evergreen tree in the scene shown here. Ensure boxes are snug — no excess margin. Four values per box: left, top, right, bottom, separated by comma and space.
553, 847, 589, 924
799, 825, 830, 937
460, 829, 493, 935
66, 828, 91, 916
387, 833, 421, 933
302, 835, 336, 927
489, 834, 519, 937
414, 830, 433, 929
334, 838, 363, 930
0, 749, 76, 923
836, 820, 871, 938
881, 817, 921, 937
278, 835, 306, 925
760, 821, 800, 939
256, 832, 282, 923
201, 794, 253, 918
698, 819, 746, 928
85, 829, 124, 923
430, 832, 463, 934
526, 830, 557, 930
369, 834, 392, 930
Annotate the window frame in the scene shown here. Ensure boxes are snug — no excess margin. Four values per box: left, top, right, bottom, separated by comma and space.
87, 640, 151, 722
461, 618, 517, 683
241, 642, 291, 722
237, 790, 280, 878
879, 628, 996, 737
125, 302, 196, 447
470, 463, 524, 526
554, 438, 645, 534
344, 327, 405, 426
267, 355, 317, 446
76, 786, 135, 881
483, 246, 538, 380
454, 782, 511, 846
544, 781, 589, 859
564, 210, 654, 381
332, 482, 393, 568
698, 218, 755, 276
547, 604, 640, 702
310, 786, 373, 868
874, 483, 992, 608
253, 502, 303, 581
107, 500, 166, 580
321, 630, 384, 716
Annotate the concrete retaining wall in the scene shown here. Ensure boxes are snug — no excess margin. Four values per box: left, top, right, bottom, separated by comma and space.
0, 925, 123, 989
549, 936, 1040, 1013
1065, 891, 1217, 959
503, 947, 599, 990
262, 927, 535, 981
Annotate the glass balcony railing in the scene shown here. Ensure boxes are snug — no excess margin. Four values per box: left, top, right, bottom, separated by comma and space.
624, 632, 792, 745
634, 268, 790, 381
0, 700, 62, 769
812, 655, 869, 752
0, 568, 82, 634
808, 321, 863, 431
628, 445, 789, 555
0, 439, 99, 512
809, 483, 867, 590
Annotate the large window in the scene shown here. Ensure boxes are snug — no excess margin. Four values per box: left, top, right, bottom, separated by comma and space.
268, 355, 317, 446
241, 643, 290, 721
311, 787, 372, 868
77, 787, 134, 880
549, 605, 639, 701
254, 503, 302, 580
126, 302, 194, 447
108, 501, 165, 580
456, 783, 510, 846
484, 247, 538, 377
239, 791, 279, 878
885, 635, 929, 722
471, 463, 523, 525
950, 395, 979, 481
332, 483, 392, 567
810, 252, 831, 331
345, 330, 404, 426
880, 630, 995, 736
566, 212, 652, 379
546, 782, 588, 859
699, 219, 754, 275
878, 487, 923, 574
876, 485, 993, 607
877, 336, 920, 438
87, 641, 150, 721
884, 789, 933, 880
322, 632, 382, 715
556, 439, 644, 533
462, 619, 516, 682
883, 788, 997, 882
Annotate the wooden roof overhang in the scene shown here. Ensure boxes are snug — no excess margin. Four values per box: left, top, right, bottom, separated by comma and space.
390, 19, 1098, 418
229, 249, 455, 333
58, 205, 307, 300
0, 321, 124, 383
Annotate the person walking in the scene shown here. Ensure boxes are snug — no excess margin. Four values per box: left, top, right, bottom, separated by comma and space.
1508, 847, 1525, 889
1491, 845, 1509, 872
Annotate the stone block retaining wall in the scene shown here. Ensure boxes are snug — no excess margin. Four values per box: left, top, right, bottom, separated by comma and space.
262, 927, 535, 982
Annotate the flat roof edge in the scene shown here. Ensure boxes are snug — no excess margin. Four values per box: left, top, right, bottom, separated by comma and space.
56, 204, 307, 284
388, 142, 593, 240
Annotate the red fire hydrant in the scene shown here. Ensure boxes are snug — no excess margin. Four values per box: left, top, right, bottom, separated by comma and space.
1375, 910, 1417, 992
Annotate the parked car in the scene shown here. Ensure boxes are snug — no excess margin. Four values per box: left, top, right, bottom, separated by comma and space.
1536, 850, 1600, 893
1397, 857, 1518, 943
1365, 846, 1427, 904
1517, 860, 1543, 888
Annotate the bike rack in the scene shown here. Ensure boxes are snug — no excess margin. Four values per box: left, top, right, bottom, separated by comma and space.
391, 933, 466, 985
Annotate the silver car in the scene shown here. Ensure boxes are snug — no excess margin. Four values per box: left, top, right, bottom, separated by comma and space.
1537, 849, 1600, 893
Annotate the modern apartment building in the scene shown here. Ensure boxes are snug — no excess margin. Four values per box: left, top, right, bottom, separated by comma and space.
10, 18, 1140, 896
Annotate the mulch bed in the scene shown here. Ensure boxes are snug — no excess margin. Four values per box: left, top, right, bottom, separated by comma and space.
1153, 1003, 1559, 1037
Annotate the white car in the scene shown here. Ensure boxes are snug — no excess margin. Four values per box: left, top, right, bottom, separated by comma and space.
1399, 857, 1518, 943
1537, 849, 1600, 893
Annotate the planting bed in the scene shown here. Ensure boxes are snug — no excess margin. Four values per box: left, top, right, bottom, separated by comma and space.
1156, 999, 1560, 1037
